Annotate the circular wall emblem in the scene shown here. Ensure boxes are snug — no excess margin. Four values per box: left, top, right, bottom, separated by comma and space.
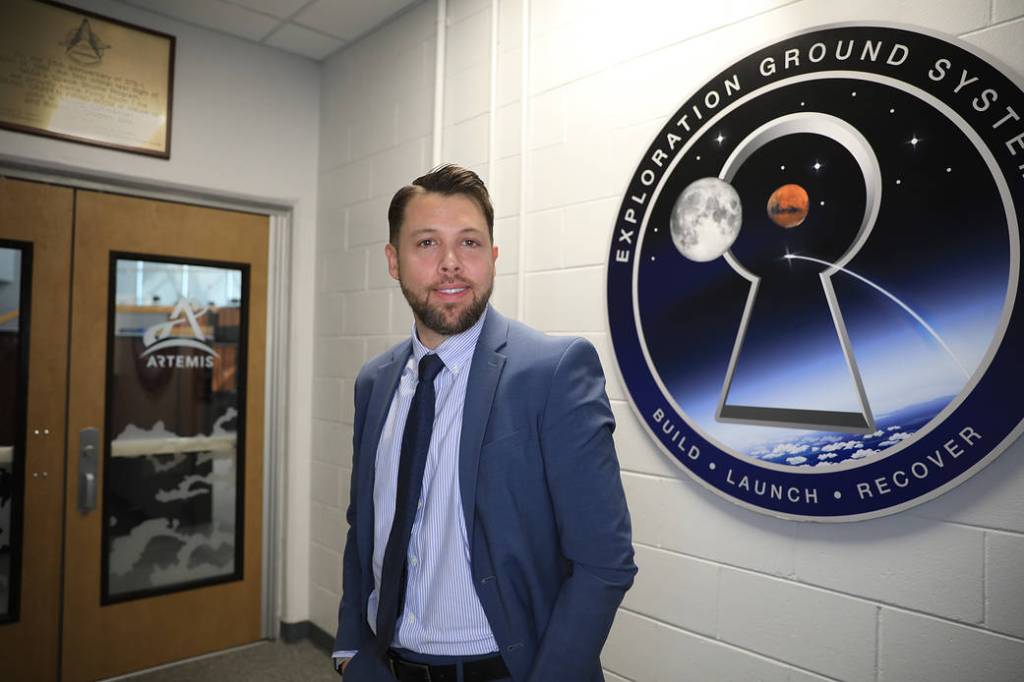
606, 24, 1024, 521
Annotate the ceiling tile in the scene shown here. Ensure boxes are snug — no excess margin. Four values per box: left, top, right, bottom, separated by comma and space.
265, 23, 345, 60
294, 0, 417, 42
121, 0, 280, 41
228, 0, 313, 19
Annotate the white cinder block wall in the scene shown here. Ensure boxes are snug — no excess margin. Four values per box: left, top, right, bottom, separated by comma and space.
311, 1, 1024, 680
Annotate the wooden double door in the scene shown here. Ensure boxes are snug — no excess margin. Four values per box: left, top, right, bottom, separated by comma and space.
0, 178, 268, 680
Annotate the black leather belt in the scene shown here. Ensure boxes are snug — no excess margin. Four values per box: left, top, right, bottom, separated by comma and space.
387, 650, 509, 682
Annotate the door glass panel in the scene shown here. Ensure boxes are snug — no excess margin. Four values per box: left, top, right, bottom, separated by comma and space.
104, 255, 248, 603
0, 242, 30, 623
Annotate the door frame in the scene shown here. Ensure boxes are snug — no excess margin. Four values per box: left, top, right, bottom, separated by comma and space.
0, 159, 291, 645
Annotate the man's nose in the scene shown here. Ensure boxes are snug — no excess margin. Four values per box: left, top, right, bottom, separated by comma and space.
439, 246, 461, 273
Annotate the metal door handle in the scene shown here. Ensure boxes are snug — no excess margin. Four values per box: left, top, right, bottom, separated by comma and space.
79, 427, 99, 513
81, 472, 95, 510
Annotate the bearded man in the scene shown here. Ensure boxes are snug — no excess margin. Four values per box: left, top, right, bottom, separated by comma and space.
332, 164, 635, 681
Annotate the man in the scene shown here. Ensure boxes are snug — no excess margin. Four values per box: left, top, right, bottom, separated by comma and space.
333, 164, 635, 681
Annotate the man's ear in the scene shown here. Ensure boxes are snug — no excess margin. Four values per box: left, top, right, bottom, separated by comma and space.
385, 242, 400, 281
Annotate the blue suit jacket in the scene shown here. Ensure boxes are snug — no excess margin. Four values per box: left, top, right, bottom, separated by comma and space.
334, 307, 636, 681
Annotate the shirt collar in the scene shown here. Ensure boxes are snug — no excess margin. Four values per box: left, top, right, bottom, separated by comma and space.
409, 308, 488, 377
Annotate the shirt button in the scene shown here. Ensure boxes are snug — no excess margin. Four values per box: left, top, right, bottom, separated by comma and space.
407, 613, 416, 624
410, 556, 418, 567
417, 501, 423, 510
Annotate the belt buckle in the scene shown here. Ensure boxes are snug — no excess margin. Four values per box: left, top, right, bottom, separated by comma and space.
390, 655, 433, 682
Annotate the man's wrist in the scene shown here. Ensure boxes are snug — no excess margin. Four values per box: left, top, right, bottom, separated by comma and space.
333, 651, 356, 676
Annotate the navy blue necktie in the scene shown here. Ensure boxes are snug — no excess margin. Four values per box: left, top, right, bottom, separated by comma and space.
375, 353, 445, 655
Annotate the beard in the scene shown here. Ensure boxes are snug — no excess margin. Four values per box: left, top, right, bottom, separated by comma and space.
400, 278, 493, 338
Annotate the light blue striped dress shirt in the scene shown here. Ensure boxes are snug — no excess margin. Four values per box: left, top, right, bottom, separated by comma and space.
335, 310, 497, 661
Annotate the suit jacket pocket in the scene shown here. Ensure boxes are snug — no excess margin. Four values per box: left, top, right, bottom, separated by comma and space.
481, 429, 523, 449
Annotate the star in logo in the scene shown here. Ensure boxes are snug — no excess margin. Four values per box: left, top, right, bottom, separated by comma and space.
60, 18, 110, 65
141, 299, 220, 358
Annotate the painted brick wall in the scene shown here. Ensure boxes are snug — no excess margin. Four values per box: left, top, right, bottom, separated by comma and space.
312, 1, 1024, 679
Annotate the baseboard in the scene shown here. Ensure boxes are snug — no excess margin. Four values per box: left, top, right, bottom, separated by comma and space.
280, 620, 335, 654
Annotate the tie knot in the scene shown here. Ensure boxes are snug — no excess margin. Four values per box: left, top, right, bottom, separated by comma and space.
418, 353, 445, 383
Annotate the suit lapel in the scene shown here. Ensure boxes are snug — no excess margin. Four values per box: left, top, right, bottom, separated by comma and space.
356, 342, 410, 566
459, 308, 509, 548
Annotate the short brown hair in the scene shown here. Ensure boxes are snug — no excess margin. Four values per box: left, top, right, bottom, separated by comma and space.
387, 164, 495, 246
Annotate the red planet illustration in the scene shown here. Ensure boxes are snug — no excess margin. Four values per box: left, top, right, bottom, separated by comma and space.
767, 183, 809, 228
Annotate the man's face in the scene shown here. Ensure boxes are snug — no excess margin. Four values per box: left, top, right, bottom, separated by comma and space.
386, 191, 498, 348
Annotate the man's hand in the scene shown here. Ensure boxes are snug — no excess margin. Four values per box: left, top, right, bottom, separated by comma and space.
336, 657, 352, 676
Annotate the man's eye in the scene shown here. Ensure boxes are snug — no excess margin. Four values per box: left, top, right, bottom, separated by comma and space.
463, 239, 479, 247
418, 239, 435, 247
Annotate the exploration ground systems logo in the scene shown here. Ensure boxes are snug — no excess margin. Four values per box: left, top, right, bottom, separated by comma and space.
607, 24, 1024, 521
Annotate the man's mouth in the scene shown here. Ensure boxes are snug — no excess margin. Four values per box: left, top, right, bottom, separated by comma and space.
434, 285, 470, 301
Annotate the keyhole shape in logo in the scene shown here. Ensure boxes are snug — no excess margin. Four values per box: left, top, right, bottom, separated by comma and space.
714, 113, 881, 432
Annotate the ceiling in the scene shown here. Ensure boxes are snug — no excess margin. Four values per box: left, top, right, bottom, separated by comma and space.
113, 0, 421, 61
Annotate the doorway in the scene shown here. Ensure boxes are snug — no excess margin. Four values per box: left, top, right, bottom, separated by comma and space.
0, 177, 272, 681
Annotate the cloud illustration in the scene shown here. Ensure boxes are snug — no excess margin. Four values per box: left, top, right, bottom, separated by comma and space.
821, 440, 863, 452
757, 442, 812, 458
880, 432, 913, 447
814, 435, 844, 444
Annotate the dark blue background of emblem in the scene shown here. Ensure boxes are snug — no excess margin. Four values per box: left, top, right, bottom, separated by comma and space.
642, 78, 1007, 446
607, 26, 1024, 518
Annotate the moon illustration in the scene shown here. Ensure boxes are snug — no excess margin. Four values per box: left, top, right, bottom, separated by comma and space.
767, 183, 809, 228
670, 177, 743, 262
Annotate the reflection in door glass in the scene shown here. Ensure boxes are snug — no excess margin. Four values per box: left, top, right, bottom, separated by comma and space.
0, 244, 28, 622
104, 257, 247, 602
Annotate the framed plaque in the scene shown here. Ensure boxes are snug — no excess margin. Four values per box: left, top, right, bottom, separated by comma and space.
0, 0, 175, 158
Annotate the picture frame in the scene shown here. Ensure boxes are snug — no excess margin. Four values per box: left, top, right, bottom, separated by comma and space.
0, 0, 175, 158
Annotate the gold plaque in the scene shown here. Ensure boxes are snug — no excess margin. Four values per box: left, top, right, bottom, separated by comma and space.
0, 0, 175, 157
